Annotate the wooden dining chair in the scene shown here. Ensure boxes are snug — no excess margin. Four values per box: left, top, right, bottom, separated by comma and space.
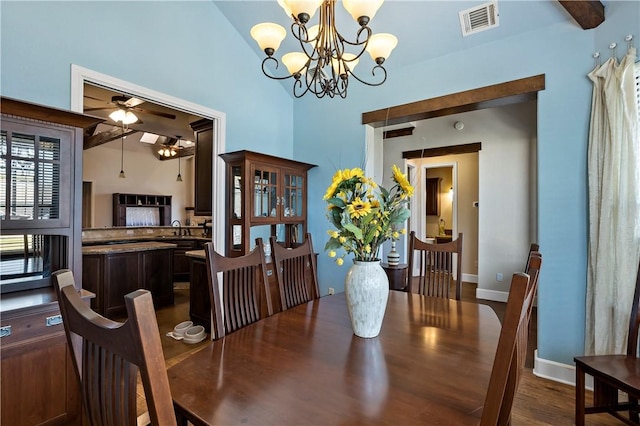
269, 233, 320, 311
524, 242, 540, 273
204, 238, 273, 340
52, 269, 176, 426
525, 250, 542, 320
480, 259, 541, 425
407, 231, 463, 300
574, 258, 640, 426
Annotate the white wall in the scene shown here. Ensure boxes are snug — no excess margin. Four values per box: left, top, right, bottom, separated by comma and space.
83, 139, 195, 228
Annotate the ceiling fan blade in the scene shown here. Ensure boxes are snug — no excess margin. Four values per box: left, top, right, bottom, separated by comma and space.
85, 107, 114, 112
124, 97, 145, 108
83, 94, 106, 102
133, 108, 177, 120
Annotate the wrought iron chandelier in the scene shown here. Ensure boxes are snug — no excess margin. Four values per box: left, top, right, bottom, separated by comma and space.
250, 0, 397, 99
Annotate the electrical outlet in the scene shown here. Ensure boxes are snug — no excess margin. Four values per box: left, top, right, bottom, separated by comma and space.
474, 260, 478, 268
496, 272, 503, 282
328, 287, 335, 295
126, 230, 134, 235
146, 229, 154, 234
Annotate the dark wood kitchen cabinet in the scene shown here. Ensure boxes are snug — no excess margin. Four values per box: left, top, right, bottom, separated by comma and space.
425, 177, 441, 216
192, 119, 213, 216
82, 243, 174, 318
112, 193, 172, 226
163, 238, 197, 282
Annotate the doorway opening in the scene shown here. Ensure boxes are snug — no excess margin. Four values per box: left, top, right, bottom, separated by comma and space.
69, 65, 227, 251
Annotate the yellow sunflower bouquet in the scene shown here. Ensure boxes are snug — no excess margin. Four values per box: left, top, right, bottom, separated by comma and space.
324, 165, 414, 264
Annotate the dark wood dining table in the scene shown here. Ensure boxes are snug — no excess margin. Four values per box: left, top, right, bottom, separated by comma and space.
168, 291, 501, 425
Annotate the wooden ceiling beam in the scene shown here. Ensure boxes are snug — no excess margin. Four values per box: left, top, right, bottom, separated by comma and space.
362, 74, 545, 128
384, 127, 415, 139
84, 127, 139, 150
157, 146, 195, 160
558, 1, 605, 30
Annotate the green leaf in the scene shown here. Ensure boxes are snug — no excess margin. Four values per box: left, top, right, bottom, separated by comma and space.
327, 197, 346, 209
343, 222, 362, 240
324, 238, 342, 250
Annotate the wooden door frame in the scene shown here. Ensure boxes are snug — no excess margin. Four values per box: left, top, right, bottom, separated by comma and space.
362, 74, 544, 127
363, 74, 544, 268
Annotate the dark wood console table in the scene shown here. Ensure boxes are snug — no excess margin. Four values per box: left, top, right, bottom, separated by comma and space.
381, 262, 408, 291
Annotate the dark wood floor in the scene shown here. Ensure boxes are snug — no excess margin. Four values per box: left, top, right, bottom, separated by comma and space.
145, 283, 622, 425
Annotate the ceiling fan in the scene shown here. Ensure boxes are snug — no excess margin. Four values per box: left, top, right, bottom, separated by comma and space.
84, 95, 177, 122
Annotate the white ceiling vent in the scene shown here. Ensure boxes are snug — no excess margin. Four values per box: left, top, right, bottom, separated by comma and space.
459, 1, 499, 37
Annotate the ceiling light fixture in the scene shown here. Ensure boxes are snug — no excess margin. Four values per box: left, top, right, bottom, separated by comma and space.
250, 0, 397, 99
176, 136, 183, 182
109, 108, 138, 125
157, 147, 177, 157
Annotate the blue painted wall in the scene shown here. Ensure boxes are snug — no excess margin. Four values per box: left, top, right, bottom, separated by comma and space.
0, 1, 294, 157
295, 1, 639, 367
2, 0, 639, 367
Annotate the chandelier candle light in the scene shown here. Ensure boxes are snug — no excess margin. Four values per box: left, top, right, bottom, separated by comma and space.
250, 0, 398, 99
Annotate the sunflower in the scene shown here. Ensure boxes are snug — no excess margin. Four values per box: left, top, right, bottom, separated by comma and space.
347, 197, 372, 219
323, 164, 413, 263
392, 165, 414, 197
341, 167, 364, 181
323, 176, 341, 200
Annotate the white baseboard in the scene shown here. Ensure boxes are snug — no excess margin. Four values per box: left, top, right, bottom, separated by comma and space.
533, 349, 594, 389
462, 273, 478, 284
475, 287, 509, 302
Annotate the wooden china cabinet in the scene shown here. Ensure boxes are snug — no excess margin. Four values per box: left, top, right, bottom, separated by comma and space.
219, 150, 316, 257
0, 97, 102, 425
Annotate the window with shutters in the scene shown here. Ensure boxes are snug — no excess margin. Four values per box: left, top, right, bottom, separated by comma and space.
1, 116, 73, 293
1, 121, 70, 227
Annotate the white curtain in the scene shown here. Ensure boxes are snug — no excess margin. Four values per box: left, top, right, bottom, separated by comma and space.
586, 47, 640, 355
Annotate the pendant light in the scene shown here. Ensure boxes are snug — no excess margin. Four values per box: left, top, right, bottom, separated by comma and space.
118, 123, 126, 178
176, 136, 183, 182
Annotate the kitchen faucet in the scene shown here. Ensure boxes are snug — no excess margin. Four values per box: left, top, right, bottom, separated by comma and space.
171, 219, 182, 236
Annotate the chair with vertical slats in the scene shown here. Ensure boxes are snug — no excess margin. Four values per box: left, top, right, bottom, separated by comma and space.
52, 269, 176, 426
407, 231, 463, 300
204, 238, 273, 340
481, 252, 542, 425
574, 258, 640, 426
270, 233, 320, 311
524, 249, 542, 321
525, 243, 540, 271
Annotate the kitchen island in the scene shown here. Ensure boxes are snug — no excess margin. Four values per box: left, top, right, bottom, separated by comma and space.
82, 241, 176, 318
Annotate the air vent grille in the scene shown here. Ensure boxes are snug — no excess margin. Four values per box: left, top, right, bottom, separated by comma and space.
459, 1, 499, 37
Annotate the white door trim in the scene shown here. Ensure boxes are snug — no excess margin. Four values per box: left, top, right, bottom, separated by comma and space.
70, 65, 226, 252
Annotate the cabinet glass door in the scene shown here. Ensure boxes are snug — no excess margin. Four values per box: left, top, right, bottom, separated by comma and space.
283, 172, 304, 218
252, 166, 278, 220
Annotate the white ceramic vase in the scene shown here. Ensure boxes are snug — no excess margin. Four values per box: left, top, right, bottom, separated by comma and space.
344, 260, 390, 338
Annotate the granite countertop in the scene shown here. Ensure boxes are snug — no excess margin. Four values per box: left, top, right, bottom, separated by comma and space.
185, 249, 205, 260
83, 235, 211, 245
82, 241, 178, 255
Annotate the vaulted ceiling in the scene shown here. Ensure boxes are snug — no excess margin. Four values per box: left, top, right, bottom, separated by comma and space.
82, 1, 603, 153
214, 0, 603, 76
